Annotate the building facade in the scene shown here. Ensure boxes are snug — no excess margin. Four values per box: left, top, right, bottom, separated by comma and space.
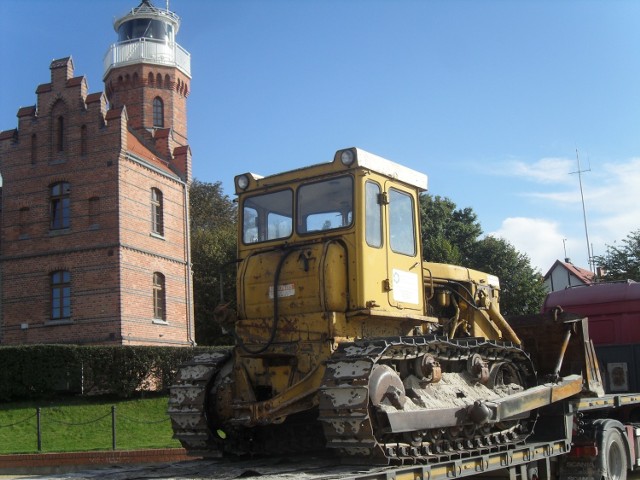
543, 258, 595, 292
0, 1, 195, 346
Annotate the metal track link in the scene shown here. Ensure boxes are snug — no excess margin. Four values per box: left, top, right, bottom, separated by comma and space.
318, 336, 536, 464
167, 351, 231, 456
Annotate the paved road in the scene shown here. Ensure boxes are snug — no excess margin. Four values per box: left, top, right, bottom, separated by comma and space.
2, 456, 383, 480
6, 458, 640, 480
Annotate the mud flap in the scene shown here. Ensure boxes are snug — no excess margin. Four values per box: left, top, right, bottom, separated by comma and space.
558, 456, 601, 480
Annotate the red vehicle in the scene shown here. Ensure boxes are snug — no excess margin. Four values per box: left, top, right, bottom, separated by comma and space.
543, 280, 640, 394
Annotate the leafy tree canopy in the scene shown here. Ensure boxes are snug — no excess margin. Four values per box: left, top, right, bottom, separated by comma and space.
593, 229, 640, 281
190, 179, 235, 231
189, 180, 237, 345
420, 194, 546, 316
466, 236, 547, 316
419, 195, 482, 265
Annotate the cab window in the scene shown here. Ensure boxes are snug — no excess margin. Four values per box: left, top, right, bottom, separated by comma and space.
243, 190, 293, 243
389, 188, 416, 256
297, 176, 353, 234
365, 181, 382, 247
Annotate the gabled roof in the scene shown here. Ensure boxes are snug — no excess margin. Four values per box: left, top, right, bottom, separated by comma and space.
544, 259, 595, 284
126, 130, 177, 178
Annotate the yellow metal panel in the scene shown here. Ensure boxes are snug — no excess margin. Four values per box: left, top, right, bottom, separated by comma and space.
240, 241, 348, 319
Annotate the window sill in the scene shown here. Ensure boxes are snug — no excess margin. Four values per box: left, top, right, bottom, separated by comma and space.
150, 232, 165, 240
152, 319, 168, 325
49, 228, 71, 236
45, 319, 73, 326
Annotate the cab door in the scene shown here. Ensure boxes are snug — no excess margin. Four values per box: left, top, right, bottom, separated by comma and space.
383, 182, 424, 313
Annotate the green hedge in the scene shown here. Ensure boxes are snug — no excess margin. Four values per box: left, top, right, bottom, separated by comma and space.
0, 345, 230, 401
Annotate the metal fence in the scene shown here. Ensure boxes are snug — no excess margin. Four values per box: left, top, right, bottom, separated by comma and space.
0, 406, 171, 453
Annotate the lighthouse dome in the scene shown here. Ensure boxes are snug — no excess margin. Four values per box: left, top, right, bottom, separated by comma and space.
114, 0, 180, 44
104, 0, 190, 78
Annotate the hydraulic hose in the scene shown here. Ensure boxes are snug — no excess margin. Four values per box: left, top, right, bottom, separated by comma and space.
237, 247, 298, 355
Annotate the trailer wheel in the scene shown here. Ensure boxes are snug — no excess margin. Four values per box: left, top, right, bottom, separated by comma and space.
599, 427, 628, 480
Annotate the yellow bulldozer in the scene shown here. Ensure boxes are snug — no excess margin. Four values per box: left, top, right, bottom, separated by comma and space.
169, 148, 602, 464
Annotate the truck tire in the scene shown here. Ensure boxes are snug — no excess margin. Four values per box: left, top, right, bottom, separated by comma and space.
599, 427, 628, 480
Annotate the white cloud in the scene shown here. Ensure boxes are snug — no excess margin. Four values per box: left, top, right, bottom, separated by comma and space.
504, 157, 575, 185
592, 158, 640, 212
489, 217, 566, 273
585, 158, 640, 256
492, 157, 640, 271
469, 155, 639, 277
523, 190, 580, 204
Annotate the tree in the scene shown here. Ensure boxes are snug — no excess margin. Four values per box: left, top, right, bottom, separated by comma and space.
420, 193, 546, 316
419, 195, 482, 265
467, 236, 547, 316
189, 180, 237, 345
593, 229, 640, 281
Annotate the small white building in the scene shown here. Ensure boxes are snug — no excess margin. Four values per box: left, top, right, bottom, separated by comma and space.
544, 258, 595, 292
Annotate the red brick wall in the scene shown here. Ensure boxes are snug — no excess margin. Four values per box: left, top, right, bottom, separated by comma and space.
116, 154, 192, 346
1, 252, 121, 345
104, 64, 190, 145
0, 57, 194, 346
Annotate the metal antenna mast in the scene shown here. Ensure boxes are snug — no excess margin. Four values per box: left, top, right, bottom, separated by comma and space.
569, 149, 593, 272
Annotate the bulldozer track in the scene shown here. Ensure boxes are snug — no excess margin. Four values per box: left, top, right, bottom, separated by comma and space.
168, 350, 326, 457
319, 336, 536, 464
168, 338, 536, 464
167, 351, 231, 456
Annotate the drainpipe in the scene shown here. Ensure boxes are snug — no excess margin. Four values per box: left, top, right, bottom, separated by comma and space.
183, 180, 195, 346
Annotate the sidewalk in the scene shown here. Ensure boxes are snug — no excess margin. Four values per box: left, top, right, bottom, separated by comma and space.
0, 449, 197, 476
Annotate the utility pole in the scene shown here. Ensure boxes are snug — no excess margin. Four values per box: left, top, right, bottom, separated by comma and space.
569, 150, 593, 272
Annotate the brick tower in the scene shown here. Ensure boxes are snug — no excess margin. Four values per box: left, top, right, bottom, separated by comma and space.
103, 0, 191, 174
0, 1, 195, 346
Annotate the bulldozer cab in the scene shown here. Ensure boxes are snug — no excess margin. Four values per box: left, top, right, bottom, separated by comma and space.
234, 147, 429, 324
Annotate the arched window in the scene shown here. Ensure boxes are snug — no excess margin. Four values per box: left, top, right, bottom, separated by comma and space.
56, 116, 64, 152
50, 182, 71, 230
153, 272, 166, 321
151, 187, 164, 235
156, 73, 162, 87
80, 125, 87, 156
152, 97, 164, 128
51, 270, 71, 320
148, 72, 154, 85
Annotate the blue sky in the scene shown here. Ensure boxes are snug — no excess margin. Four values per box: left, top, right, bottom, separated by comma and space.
1, 0, 638, 274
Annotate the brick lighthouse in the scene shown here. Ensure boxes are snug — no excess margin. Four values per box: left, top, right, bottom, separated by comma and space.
0, 0, 195, 346
104, 0, 192, 172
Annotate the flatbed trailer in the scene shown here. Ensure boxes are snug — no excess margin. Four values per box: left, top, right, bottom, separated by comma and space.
166, 316, 640, 480
164, 393, 638, 480
331, 313, 640, 480
36, 396, 638, 479
334, 395, 639, 480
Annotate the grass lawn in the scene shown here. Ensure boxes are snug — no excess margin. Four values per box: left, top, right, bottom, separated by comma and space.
0, 395, 181, 454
